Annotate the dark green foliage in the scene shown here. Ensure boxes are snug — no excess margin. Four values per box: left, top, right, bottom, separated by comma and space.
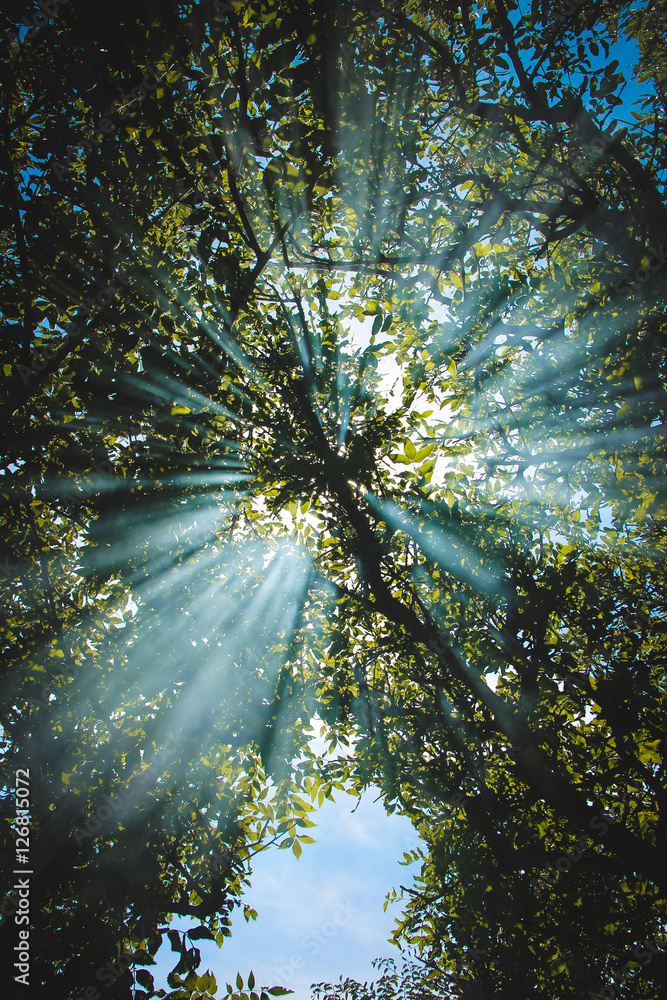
1, 1, 666, 997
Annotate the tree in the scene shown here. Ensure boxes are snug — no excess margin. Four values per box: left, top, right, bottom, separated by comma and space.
1, 0, 346, 995
1, 0, 665, 998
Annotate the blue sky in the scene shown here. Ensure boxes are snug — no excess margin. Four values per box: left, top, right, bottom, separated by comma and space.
151, 787, 422, 999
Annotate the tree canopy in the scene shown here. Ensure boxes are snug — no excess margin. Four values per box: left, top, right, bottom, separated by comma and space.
1, 0, 666, 998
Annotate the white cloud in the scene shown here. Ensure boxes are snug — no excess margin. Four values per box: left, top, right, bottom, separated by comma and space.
151, 787, 422, 1000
